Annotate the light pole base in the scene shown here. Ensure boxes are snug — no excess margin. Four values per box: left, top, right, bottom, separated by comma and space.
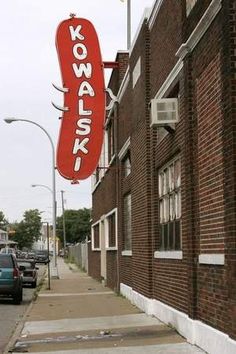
50, 263, 59, 279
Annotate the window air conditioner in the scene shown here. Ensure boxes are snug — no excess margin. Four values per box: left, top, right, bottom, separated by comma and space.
150, 98, 179, 126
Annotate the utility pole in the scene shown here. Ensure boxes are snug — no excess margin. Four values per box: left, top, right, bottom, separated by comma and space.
46, 222, 51, 290
120, 0, 131, 49
127, 0, 131, 49
60, 190, 66, 250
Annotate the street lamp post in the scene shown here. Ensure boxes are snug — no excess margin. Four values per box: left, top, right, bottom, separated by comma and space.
60, 190, 66, 250
32, 184, 57, 257
4, 118, 57, 271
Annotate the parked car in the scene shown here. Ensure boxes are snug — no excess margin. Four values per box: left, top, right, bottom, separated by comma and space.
26, 251, 36, 260
35, 250, 49, 264
0, 247, 16, 255
59, 249, 65, 257
17, 259, 38, 288
0, 254, 23, 304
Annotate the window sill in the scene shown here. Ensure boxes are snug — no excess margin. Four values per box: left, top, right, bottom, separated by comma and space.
92, 248, 101, 252
122, 250, 132, 256
106, 247, 117, 251
198, 253, 224, 265
154, 250, 183, 259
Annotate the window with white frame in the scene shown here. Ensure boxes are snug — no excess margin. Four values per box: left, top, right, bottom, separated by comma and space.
159, 157, 181, 250
105, 209, 117, 249
92, 222, 100, 250
123, 193, 132, 251
186, 0, 198, 15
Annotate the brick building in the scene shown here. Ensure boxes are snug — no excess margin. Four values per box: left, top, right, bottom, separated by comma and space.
89, 1, 236, 353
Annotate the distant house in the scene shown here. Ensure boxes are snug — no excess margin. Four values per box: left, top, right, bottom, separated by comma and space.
0, 229, 7, 242
0, 228, 17, 249
33, 224, 58, 254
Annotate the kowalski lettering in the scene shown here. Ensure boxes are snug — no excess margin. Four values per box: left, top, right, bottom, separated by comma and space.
56, 17, 105, 180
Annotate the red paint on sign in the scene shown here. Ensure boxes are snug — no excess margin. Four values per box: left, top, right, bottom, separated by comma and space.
56, 17, 105, 181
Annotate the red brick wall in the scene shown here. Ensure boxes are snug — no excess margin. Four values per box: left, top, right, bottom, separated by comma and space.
150, 0, 182, 98
90, 52, 129, 290
89, 0, 236, 341
221, 0, 236, 339
184, 0, 235, 337
150, 0, 189, 313
122, 21, 153, 298
196, 53, 225, 254
106, 251, 118, 291
88, 242, 101, 281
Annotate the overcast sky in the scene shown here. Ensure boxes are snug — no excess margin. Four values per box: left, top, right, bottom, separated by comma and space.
0, 0, 154, 223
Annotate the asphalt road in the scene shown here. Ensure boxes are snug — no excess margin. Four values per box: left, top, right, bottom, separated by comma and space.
0, 264, 46, 353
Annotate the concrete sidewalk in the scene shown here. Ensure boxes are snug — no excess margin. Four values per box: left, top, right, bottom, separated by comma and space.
6, 258, 205, 353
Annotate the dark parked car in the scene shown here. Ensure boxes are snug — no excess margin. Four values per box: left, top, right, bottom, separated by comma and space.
17, 259, 38, 288
35, 250, 49, 264
26, 251, 36, 260
0, 254, 23, 304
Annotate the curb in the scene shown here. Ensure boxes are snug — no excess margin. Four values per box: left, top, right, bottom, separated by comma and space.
3, 269, 47, 354
3, 297, 34, 354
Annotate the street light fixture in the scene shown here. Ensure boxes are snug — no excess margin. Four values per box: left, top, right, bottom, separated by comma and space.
4, 117, 57, 272
31, 184, 53, 194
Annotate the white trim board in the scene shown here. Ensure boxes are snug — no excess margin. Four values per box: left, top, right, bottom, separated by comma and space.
120, 283, 236, 354
199, 253, 224, 265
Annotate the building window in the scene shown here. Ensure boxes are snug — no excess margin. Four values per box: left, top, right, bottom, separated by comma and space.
107, 120, 115, 162
186, 0, 198, 15
105, 209, 117, 250
159, 157, 181, 250
92, 222, 100, 250
108, 213, 116, 248
123, 193, 132, 251
123, 152, 131, 178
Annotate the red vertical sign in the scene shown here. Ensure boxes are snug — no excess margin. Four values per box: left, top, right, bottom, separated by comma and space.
55, 17, 105, 181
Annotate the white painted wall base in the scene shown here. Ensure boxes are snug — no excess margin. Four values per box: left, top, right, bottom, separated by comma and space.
120, 283, 236, 354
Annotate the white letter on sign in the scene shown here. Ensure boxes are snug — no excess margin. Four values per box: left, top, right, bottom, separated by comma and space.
74, 157, 82, 172
69, 25, 84, 41
78, 99, 92, 115
78, 81, 95, 97
72, 63, 92, 78
73, 137, 89, 155
73, 43, 87, 60
76, 118, 91, 135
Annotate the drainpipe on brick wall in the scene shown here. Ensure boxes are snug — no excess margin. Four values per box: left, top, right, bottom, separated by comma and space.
114, 102, 120, 292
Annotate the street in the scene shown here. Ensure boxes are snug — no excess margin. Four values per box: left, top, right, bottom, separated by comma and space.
0, 264, 46, 353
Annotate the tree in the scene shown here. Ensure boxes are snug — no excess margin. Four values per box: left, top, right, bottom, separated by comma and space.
0, 211, 8, 229
12, 209, 42, 250
56, 208, 91, 245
